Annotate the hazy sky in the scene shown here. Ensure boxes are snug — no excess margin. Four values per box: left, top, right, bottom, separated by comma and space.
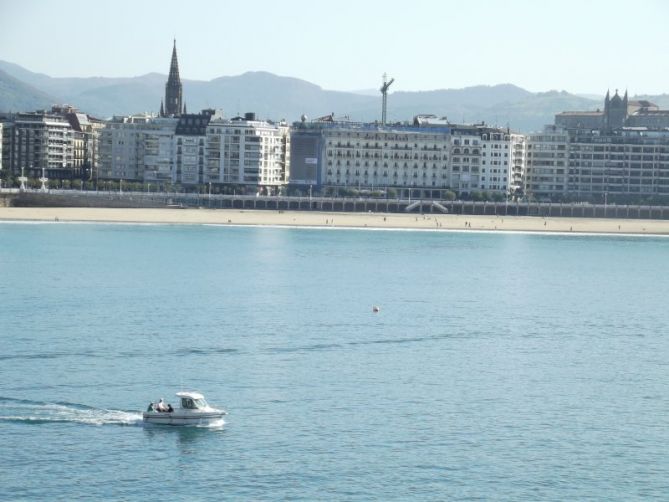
1, 0, 668, 95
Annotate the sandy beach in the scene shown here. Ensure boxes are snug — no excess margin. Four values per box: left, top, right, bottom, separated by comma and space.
1, 206, 669, 235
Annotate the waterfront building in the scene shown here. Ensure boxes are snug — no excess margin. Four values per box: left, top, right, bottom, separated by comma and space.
175, 110, 217, 185
99, 114, 163, 182
138, 117, 179, 184
60, 106, 105, 181
0, 122, 3, 174
449, 125, 525, 195
528, 90, 669, 200
290, 118, 451, 195
0, 106, 101, 181
566, 129, 669, 198
99, 110, 215, 185
524, 126, 569, 198
205, 113, 290, 191
290, 115, 523, 196
99, 109, 290, 190
525, 125, 669, 199
2, 110, 74, 179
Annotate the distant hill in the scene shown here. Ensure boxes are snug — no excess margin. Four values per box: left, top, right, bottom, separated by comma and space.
3, 60, 665, 132
0, 68, 57, 112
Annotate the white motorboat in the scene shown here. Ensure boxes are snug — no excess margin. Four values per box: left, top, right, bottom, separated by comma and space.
143, 391, 226, 426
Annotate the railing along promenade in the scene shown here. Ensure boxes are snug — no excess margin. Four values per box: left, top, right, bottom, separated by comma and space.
2, 188, 669, 220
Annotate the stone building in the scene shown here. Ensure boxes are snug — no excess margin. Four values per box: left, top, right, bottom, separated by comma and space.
555, 89, 669, 131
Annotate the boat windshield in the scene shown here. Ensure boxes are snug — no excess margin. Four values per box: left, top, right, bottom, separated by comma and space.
194, 398, 208, 408
180, 397, 210, 409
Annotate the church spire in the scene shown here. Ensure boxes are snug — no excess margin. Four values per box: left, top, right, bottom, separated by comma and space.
169, 39, 180, 83
164, 39, 183, 116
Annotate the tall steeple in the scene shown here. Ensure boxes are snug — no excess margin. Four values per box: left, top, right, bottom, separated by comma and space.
164, 39, 183, 116
623, 89, 628, 111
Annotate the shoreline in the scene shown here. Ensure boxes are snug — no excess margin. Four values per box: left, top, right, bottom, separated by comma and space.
1, 207, 669, 236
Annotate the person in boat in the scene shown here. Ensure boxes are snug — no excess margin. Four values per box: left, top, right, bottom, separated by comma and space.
156, 398, 167, 412
147, 402, 154, 412
167, 404, 174, 413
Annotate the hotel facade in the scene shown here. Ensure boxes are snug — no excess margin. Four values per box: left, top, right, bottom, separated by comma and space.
289, 116, 525, 197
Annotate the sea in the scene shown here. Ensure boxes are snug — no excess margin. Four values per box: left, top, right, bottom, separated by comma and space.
1, 222, 668, 501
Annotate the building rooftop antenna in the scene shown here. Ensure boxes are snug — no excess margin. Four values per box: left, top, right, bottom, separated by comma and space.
380, 73, 394, 126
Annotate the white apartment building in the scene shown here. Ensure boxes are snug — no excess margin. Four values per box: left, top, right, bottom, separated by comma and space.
524, 126, 569, 198
99, 111, 289, 190
176, 135, 204, 185
205, 114, 290, 189
141, 119, 179, 183
448, 129, 481, 192
481, 131, 525, 195
99, 113, 213, 184
99, 114, 169, 181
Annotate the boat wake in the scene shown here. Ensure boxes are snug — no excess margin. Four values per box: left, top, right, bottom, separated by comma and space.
0, 396, 143, 426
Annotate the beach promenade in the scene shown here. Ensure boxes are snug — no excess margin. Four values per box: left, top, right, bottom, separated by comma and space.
2, 207, 669, 235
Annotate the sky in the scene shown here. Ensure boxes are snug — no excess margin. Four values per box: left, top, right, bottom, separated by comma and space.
1, 0, 668, 95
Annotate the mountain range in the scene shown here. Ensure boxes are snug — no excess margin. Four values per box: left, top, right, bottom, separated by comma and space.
1, 60, 667, 132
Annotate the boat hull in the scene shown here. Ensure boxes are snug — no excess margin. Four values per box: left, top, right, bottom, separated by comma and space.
142, 411, 225, 426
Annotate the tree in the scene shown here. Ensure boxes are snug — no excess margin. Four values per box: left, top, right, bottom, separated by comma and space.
491, 192, 506, 202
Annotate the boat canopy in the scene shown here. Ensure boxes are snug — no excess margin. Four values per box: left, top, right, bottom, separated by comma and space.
176, 391, 204, 400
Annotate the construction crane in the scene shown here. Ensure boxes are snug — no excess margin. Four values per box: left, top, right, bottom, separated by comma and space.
380, 73, 394, 125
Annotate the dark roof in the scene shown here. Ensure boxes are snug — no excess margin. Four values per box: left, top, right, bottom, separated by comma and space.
175, 113, 213, 135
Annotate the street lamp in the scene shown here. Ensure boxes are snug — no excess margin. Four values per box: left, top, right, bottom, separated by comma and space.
18, 166, 27, 191
39, 168, 48, 192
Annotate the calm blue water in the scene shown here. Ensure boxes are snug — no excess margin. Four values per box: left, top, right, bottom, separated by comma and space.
1, 222, 668, 500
